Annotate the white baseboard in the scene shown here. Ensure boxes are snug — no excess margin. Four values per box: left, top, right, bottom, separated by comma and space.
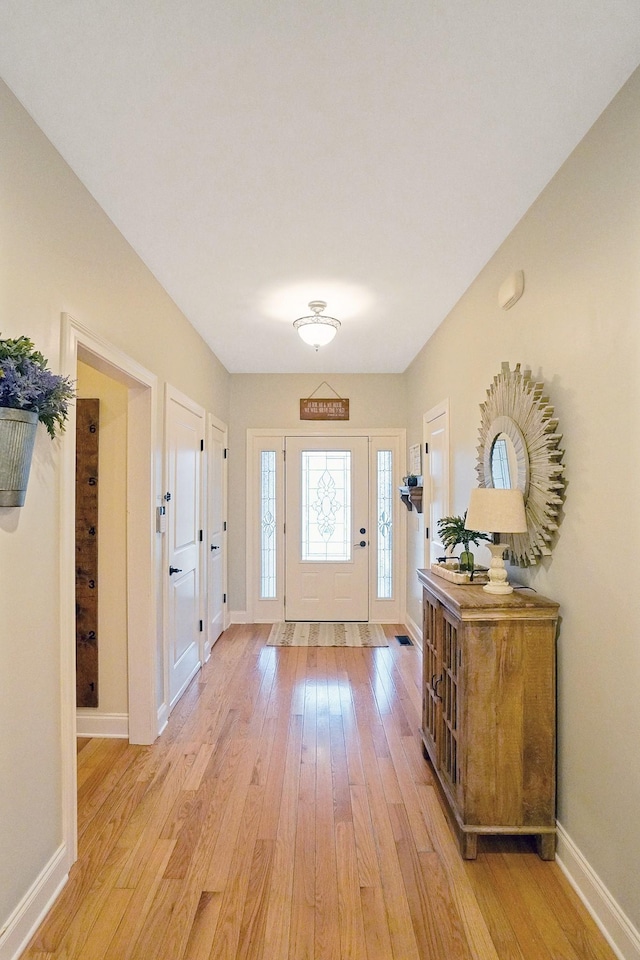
230, 610, 248, 623
0, 844, 68, 960
156, 702, 169, 738
556, 822, 640, 960
76, 711, 129, 739
404, 612, 422, 650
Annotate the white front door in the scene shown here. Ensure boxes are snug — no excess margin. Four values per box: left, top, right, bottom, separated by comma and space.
166, 387, 203, 709
285, 436, 369, 621
207, 417, 227, 653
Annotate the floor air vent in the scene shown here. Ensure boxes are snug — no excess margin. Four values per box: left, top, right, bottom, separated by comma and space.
395, 635, 413, 646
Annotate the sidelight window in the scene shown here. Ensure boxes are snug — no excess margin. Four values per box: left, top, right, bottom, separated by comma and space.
260, 450, 277, 598
377, 449, 393, 598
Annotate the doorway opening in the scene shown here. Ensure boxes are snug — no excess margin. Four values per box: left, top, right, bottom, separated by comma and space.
423, 401, 450, 567
247, 428, 405, 624
75, 362, 129, 738
206, 414, 229, 656
60, 314, 158, 868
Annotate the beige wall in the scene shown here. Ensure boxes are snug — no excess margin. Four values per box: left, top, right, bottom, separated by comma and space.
3, 48, 640, 953
0, 79, 230, 928
76, 361, 129, 719
405, 68, 640, 928
228, 373, 407, 613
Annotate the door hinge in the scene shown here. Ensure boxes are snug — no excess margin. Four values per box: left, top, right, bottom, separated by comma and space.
224, 448, 228, 459
199, 620, 203, 632
425, 442, 429, 454
223, 593, 227, 604
223, 521, 227, 531
425, 527, 429, 539
199, 529, 203, 542
201, 438, 204, 451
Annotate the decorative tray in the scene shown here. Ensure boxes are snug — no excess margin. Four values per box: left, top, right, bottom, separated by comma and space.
429, 563, 490, 585
430, 563, 470, 584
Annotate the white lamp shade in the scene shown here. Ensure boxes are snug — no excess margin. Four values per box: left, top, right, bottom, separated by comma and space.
294, 318, 339, 348
465, 487, 527, 534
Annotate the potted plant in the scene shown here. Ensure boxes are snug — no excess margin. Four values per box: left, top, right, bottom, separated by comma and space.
437, 512, 490, 572
1, 333, 75, 506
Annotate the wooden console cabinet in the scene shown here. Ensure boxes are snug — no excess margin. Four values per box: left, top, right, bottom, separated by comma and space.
418, 568, 559, 860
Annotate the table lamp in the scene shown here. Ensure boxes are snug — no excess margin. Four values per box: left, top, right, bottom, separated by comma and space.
465, 488, 527, 594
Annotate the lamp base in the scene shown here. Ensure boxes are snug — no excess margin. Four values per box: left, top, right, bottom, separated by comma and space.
482, 542, 513, 594
483, 581, 514, 595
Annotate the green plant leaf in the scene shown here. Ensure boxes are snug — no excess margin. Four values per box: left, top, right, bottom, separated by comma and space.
437, 511, 490, 551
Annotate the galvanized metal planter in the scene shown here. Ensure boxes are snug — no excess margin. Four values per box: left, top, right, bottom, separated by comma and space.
0, 407, 39, 506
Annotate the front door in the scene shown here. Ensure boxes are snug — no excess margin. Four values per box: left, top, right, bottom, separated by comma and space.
166, 387, 203, 709
285, 436, 369, 621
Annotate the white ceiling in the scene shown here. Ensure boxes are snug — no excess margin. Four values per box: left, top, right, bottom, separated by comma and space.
1, 2, 640, 373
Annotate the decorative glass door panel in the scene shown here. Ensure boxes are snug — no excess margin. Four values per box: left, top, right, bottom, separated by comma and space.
285, 436, 368, 621
301, 451, 351, 562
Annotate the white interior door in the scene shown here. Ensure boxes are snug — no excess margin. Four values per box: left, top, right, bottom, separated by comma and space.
285, 436, 369, 621
207, 418, 226, 652
166, 388, 203, 709
424, 404, 450, 565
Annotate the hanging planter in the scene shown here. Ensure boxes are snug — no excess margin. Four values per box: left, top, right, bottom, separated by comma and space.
1, 332, 75, 507
0, 408, 39, 506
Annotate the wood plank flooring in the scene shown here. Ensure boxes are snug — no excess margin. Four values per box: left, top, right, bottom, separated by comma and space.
21, 624, 616, 960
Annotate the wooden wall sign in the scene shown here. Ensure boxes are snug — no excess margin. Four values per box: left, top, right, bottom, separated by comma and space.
76, 398, 99, 708
299, 398, 350, 421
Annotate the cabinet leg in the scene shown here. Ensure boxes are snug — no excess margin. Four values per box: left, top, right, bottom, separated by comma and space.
536, 833, 556, 860
461, 832, 478, 860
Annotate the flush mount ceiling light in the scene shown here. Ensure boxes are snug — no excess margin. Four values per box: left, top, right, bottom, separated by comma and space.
293, 300, 341, 350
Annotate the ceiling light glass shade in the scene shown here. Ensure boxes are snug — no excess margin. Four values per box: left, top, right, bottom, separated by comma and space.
293, 300, 341, 350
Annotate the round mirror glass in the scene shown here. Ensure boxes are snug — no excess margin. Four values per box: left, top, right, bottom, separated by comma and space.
482, 415, 529, 499
490, 433, 518, 489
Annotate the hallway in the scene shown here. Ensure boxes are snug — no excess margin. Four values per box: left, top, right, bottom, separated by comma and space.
21, 626, 614, 960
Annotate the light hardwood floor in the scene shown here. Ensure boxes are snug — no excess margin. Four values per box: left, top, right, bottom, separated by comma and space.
21, 624, 616, 960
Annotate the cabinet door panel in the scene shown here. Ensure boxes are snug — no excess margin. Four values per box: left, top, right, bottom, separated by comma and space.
421, 591, 441, 760
440, 610, 461, 800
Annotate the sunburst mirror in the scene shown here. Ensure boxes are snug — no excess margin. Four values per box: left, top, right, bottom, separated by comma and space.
475, 362, 566, 566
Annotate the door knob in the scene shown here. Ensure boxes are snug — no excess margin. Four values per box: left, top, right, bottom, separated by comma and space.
354, 540, 367, 547
211, 544, 220, 551
169, 566, 183, 575
360, 527, 366, 534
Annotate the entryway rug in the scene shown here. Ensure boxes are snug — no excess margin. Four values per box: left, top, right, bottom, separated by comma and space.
267, 621, 388, 647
